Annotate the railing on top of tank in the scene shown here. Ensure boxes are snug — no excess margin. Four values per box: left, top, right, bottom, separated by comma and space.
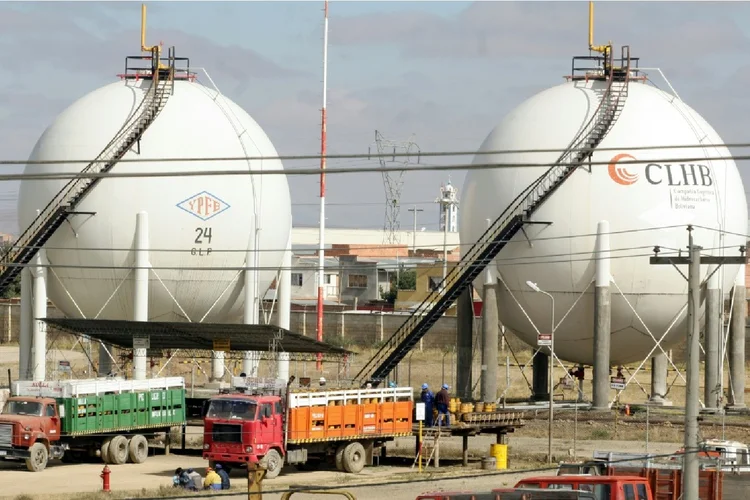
0, 47, 172, 268
358, 50, 632, 384
120, 45, 194, 81
569, 45, 641, 81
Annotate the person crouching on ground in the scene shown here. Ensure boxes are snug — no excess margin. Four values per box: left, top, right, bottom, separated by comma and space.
203, 466, 223, 490
215, 463, 231, 490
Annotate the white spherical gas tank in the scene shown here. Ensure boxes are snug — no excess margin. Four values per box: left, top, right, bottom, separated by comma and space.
460, 80, 747, 365
18, 78, 292, 323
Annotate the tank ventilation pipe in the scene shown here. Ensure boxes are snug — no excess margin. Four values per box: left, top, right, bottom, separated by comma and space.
588, 2, 611, 54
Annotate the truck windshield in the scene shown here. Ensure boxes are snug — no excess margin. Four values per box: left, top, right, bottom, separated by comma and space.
206, 399, 257, 420
3, 400, 43, 416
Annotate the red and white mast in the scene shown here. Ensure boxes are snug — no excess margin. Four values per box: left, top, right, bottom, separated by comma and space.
316, 0, 329, 372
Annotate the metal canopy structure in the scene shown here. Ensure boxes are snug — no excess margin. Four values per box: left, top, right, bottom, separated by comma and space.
42, 318, 352, 360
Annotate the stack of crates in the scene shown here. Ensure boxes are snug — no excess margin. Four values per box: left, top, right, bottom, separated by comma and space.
12, 377, 186, 435
287, 387, 413, 442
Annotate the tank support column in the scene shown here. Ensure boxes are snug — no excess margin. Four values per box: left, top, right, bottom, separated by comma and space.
456, 286, 474, 400
532, 352, 549, 401
649, 352, 671, 405
31, 247, 48, 382
728, 264, 746, 409
275, 230, 292, 381
704, 267, 721, 411
480, 274, 499, 403
18, 267, 32, 380
242, 239, 261, 377
133, 211, 150, 381
592, 220, 611, 411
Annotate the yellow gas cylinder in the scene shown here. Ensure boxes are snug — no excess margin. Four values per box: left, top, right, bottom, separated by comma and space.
485, 402, 496, 412
490, 444, 508, 470
449, 398, 460, 413
475, 402, 485, 413
460, 403, 474, 414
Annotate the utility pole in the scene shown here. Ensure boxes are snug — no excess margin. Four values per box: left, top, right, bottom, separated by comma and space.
649, 225, 746, 500
407, 206, 424, 253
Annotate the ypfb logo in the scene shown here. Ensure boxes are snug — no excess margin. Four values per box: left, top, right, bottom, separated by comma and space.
177, 191, 231, 221
608, 153, 639, 186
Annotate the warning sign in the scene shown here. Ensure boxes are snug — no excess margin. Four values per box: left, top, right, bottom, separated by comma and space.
537, 334, 552, 347
610, 377, 626, 390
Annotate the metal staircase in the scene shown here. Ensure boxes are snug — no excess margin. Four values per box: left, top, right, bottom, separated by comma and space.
357, 46, 633, 387
0, 47, 175, 295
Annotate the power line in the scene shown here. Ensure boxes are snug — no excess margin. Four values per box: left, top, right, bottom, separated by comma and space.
1, 153, 749, 182
6, 141, 750, 166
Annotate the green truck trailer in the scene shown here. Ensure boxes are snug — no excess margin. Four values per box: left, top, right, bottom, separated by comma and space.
0, 377, 186, 471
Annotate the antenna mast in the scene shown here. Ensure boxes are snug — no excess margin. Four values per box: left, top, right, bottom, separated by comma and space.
315, 0, 329, 372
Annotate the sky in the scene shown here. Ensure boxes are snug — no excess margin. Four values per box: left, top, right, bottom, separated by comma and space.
1, 1, 750, 236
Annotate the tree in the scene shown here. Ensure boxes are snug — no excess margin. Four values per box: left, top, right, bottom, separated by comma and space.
380, 265, 416, 304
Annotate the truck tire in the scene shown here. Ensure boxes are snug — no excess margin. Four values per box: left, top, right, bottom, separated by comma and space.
101, 438, 112, 464
108, 435, 129, 465
335, 444, 346, 472
128, 435, 149, 464
342, 442, 365, 474
26, 442, 49, 472
259, 449, 284, 479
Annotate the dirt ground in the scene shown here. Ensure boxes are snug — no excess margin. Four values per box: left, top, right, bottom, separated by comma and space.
0, 433, 683, 500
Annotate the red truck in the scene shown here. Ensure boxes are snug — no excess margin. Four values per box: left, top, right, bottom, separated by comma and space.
202, 377, 413, 478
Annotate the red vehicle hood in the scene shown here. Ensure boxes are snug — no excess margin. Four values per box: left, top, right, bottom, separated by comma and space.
0, 414, 42, 427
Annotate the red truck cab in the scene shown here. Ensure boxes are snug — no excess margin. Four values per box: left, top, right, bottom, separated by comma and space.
0, 396, 63, 469
511, 475, 653, 500
202, 393, 284, 468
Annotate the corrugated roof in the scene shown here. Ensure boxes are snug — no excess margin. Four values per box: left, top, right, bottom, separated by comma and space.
42, 318, 351, 356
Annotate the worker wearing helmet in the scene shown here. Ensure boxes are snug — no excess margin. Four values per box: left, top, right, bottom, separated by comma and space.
388, 381, 397, 388
319, 377, 326, 388
420, 383, 434, 427
435, 384, 450, 426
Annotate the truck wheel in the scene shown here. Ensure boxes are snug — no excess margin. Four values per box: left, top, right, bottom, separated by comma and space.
101, 438, 112, 464
342, 442, 365, 474
128, 435, 149, 464
259, 449, 284, 479
108, 435, 129, 465
335, 444, 346, 472
26, 443, 49, 472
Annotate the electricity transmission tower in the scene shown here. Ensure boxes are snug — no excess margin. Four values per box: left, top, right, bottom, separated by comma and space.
371, 130, 420, 245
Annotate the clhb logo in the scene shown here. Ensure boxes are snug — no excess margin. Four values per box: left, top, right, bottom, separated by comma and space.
607, 153, 639, 185
606, 153, 714, 188
177, 191, 231, 221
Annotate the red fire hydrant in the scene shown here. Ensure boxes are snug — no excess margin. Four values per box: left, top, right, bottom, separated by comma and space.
101, 465, 111, 492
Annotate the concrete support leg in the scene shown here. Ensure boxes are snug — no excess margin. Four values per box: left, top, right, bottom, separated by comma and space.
98, 343, 113, 376
31, 249, 48, 382
243, 243, 261, 377
133, 211, 150, 381
462, 435, 469, 467
275, 230, 292, 381
703, 268, 721, 411
19, 268, 32, 380
211, 351, 225, 383
532, 352, 550, 401
728, 265, 746, 409
649, 353, 671, 405
592, 222, 612, 410
456, 286, 474, 400
480, 278, 499, 403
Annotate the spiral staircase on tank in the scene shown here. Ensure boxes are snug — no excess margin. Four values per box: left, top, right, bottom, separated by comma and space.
356, 46, 634, 387
0, 47, 176, 295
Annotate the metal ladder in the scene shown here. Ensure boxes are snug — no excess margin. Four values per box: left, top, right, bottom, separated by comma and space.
357, 47, 632, 387
0, 47, 174, 295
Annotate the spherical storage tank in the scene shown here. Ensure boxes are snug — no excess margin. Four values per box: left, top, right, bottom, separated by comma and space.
18, 77, 292, 323
460, 77, 747, 365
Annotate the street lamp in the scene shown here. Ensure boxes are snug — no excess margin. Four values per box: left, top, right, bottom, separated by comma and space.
526, 280, 555, 465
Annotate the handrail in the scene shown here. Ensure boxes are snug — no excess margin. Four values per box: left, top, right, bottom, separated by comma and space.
357, 46, 631, 384
0, 46, 173, 273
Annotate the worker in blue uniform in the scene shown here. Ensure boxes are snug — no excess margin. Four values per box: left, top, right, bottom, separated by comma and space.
420, 383, 434, 427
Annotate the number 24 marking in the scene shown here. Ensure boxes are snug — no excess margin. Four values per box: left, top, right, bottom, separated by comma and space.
195, 227, 213, 244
